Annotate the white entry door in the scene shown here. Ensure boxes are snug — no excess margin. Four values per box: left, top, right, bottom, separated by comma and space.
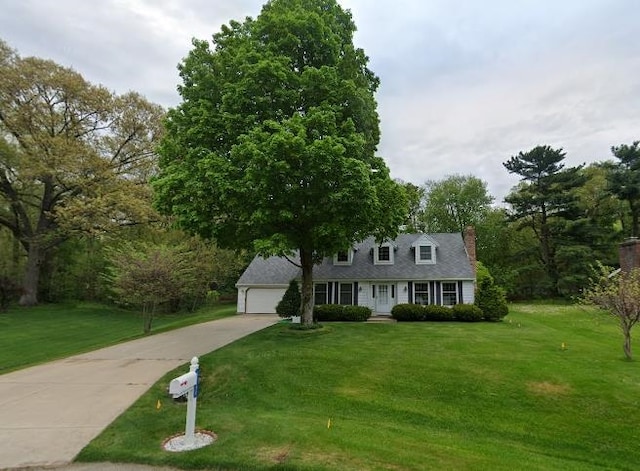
375, 284, 392, 313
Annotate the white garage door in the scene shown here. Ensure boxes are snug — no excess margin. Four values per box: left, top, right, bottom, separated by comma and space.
245, 288, 286, 314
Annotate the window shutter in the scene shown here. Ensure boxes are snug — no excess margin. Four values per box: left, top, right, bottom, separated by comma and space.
354, 282, 359, 305
408, 282, 413, 303
430, 281, 435, 306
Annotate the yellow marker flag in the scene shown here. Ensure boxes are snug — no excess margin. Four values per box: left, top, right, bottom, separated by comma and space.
156, 399, 162, 410
561, 342, 566, 350
327, 418, 332, 429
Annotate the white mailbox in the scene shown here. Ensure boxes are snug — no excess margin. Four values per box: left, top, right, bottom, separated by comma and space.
169, 371, 198, 398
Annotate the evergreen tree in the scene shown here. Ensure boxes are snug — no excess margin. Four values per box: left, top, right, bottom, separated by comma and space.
474, 262, 508, 321
503, 145, 585, 296
276, 280, 301, 318
608, 141, 640, 237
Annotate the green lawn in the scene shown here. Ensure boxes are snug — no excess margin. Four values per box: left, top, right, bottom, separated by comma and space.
77, 304, 640, 470
0, 302, 236, 374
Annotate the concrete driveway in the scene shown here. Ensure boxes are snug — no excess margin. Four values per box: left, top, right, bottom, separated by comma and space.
0, 314, 279, 470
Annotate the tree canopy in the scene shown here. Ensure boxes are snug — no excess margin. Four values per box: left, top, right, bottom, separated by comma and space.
608, 141, 640, 237
503, 145, 586, 296
421, 174, 493, 234
0, 39, 164, 305
154, 0, 406, 324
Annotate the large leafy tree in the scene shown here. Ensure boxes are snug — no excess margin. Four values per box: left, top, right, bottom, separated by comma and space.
503, 145, 585, 296
420, 174, 493, 234
399, 182, 425, 233
0, 40, 164, 305
608, 141, 640, 237
154, 0, 406, 325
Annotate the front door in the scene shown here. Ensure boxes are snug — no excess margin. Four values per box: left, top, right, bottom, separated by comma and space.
375, 284, 393, 313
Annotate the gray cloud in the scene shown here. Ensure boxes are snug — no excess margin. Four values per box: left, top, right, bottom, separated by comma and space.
2, 0, 639, 203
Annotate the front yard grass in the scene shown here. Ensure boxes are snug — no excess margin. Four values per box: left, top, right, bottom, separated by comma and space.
78, 304, 640, 470
0, 302, 236, 374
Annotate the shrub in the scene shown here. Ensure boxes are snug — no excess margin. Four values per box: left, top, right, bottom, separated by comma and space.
424, 305, 454, 321
313, 304, 343, 321
475, 277, 509, 321
341, 305, 372, 322
314, 304, 371, 322
391, 304, 425, 321
276, 280, 301, 318
452, 303, 484, 322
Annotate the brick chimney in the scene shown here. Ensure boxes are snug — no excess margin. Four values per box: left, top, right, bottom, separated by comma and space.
619, 237, 640, 274
464, 226, 477, 277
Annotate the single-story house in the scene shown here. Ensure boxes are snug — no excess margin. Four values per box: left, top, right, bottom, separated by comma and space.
236, 227, 477, 315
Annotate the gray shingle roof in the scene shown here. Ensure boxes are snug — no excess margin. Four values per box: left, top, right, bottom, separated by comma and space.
236, 254, 300, 286
237, 233, 474, 286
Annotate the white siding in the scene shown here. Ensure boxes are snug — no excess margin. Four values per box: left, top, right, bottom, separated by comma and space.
237, 288, 247, 313
244, 288, 286, 314
357, 282, 374, 311
462, 280, 475, 304
397, 282, 409, 304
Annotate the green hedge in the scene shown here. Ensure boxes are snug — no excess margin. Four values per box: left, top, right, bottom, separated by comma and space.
391, 303, 488, 322
452, 303, 483, 322
424, 305, 454, 321
313, 304, 371, 322
390, 303, 424, 321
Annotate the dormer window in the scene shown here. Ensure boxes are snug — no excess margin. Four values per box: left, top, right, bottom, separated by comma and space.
419, 245, 432, 262
374, 243, 394, 265
333, 249, 353, 265
412, 234, 438, 265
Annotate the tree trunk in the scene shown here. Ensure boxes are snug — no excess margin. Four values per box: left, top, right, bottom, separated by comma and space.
300, 248, 314, 325
622, 325, 633, 360
19, 243, 43, 306
539, 207, 559, 296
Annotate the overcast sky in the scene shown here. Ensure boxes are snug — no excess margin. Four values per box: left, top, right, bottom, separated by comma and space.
2, 0, 639, 202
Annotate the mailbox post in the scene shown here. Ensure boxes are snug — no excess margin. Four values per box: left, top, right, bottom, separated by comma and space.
169, 356, 200, 446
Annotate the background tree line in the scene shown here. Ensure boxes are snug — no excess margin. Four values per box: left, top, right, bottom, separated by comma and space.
402, 143, 639, 299
1, 30, 638, 311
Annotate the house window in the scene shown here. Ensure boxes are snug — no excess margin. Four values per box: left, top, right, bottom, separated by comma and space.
333, 249, 353, 265
374, 244, 394, 265
414, 283, 429, 305
415, 244, 435, 264
442, 282, 458, 306
419, 246, 432, 261
339, 283, 353, 305
314, 283, 328, 305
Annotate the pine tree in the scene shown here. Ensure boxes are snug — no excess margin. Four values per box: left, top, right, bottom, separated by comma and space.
276, 280, 301, 318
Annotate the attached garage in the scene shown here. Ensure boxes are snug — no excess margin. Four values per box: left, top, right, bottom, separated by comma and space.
243, 287, 287, 314
236, 255, 300, 314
